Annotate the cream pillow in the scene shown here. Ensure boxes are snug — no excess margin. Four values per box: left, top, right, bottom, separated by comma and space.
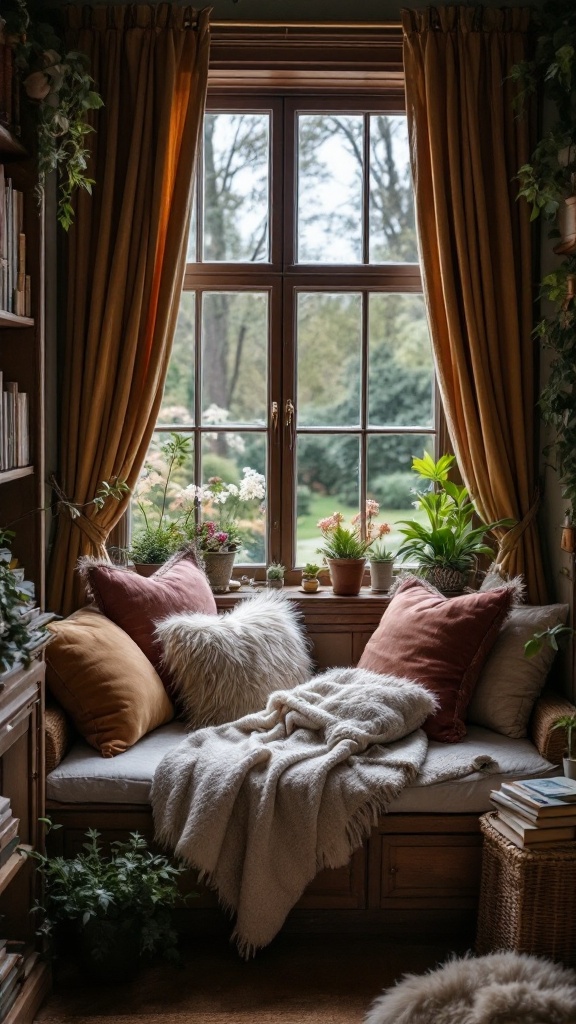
466, 604, 569, 738
155, 589, 313, 729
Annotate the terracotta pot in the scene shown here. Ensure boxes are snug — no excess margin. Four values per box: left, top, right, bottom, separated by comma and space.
202, 550, 236, 593
327, 557, 366, 596
369, 560, 394, 593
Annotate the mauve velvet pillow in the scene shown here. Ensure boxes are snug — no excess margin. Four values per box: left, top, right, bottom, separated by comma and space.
79, 549, 217, 687
358, 576, 513, 742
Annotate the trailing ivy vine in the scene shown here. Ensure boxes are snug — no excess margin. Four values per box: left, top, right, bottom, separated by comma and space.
511, 1, 576, 521
2, 0, 103, 229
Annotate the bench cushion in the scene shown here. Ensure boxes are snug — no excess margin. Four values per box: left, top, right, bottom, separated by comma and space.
46, 723, 555, 814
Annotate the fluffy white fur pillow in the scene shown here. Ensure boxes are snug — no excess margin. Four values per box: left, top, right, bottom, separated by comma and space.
155, 589, 313, 728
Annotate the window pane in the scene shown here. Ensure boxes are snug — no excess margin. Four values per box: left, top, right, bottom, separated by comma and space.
369, 116, 418, 263
159, 294, 195, 426
201, 292, 268, 426
201, 431, 267, 564
297, 293, 362, 427
367, 433, 434, 556
131, 430, 195, 540
297, 114, 363, 264
186, 189, 197, 263
295, 434, 360, 566
368, 294, 434, 428
203, 113, 270, 263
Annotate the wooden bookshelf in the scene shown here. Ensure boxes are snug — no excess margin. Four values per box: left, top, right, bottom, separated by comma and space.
0, 59, 49, 1019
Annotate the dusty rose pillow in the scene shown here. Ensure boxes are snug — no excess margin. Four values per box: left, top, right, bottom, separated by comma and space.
79, 548, 217, 687
358, 576, 513, 742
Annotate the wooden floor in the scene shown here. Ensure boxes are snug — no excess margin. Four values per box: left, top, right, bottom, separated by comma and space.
35, 931, 472, 1024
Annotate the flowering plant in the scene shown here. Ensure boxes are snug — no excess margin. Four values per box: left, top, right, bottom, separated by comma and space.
130, 433, 192, 564
317, 501, 391, 561
177, 467, 266, 554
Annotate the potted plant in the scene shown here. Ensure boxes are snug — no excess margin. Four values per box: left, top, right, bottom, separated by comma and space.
396, 453, 515, 594
266, 562, 285, 588
301, 562, 321, 593
176, 467, 266, 593
368, 541, 395, 593
317, 501, 390, 596
3, 0, 104, 229
552, 714, 576, 780
129, 433, 192, 574
27, 825, 188, 981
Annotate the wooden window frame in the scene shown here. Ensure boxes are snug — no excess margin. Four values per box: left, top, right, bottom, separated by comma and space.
146, 27, 443, 585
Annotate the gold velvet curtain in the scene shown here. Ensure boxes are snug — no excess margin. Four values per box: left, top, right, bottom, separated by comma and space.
48, 4, 210, 616
402, 6, 547, 603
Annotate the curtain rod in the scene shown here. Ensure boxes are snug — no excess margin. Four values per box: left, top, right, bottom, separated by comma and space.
211, 21, 402, 30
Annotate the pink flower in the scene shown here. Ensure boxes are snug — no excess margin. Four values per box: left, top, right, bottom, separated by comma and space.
366, 499, 380, 517
317, 516, 337, 532
378, 523, 391, 537
215, 531, 228, 544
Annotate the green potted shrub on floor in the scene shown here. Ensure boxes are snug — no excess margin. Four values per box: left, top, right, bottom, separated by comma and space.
29, 827, 188, 981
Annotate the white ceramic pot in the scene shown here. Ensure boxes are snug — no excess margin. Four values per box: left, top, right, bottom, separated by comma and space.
369, 560, 394, 593
563, 757, 576, 781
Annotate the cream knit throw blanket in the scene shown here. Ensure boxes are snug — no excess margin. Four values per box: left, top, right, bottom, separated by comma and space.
151, 668, 497, 956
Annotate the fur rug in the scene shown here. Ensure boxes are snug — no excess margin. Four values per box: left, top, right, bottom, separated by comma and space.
364, 951, 576, 1024
155, 589, 313, 727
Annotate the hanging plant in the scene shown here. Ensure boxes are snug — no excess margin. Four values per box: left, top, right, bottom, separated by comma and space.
2, 0, 103, 230
510, 1, 576, 526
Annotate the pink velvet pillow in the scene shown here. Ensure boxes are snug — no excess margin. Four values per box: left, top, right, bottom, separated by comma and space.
358, 576, 513, 742
79, 549, 217, 686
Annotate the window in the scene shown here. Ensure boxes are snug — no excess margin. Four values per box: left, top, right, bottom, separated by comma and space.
134, 89, 437, 581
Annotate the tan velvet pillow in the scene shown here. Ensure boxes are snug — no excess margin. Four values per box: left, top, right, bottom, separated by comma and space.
79, 548, 217, 686
358, 576, 513, 742
46, 608, 174, 758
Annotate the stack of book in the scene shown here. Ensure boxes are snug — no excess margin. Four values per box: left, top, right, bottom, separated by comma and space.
490, 776, 576, 849
0, 941, 38, 1022
0, 797, 19, 869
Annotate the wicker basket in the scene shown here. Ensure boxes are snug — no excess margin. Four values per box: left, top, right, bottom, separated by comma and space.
476, 813, 576, 967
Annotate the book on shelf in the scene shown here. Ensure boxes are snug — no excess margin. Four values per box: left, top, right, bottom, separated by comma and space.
0, 818, 18, 852
491, 786, 576, 823
0, 953, 22, 990
0, 836, 19, 868
0, 169, 28, 317
0, 798, 10, 820
489, 813, 575, 850
503, 776, 576, 805
0, 377, 30, 472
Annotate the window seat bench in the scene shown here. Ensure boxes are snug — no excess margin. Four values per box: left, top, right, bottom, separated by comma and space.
44, 693, 572, 939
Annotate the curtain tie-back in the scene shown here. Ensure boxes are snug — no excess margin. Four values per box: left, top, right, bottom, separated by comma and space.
49, 475, 111, 555
494, 491, 540, 570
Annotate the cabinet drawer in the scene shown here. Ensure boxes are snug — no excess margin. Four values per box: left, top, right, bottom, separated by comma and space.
373, 834, 482, 908
296, 847, 366, 909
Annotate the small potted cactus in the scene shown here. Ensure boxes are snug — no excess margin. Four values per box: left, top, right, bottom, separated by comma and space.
301, 562, 321, 593
266, 562, 285, 588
